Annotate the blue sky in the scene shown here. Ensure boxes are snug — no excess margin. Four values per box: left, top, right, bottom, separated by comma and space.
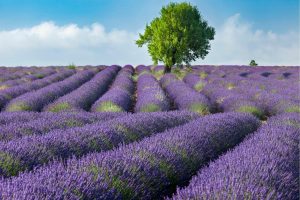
0, 0, 299, 66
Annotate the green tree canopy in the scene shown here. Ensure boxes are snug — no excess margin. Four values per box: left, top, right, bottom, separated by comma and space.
249, 60, 258, 66
136, 2, 215, 72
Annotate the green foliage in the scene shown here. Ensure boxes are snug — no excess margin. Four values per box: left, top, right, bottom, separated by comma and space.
237, 106, 264, 119
152, 70, 165, 80
6, 102, 31, 111
132, 74, 139, 82
0, 85, 9, 90
194, 81, 205, 91
285, 106, 300, 113
96, 101, 123, 112
249, 60, 258, 66
226, 83, 236, 90
172, 67, 187, 80
199, 71, 208, 79
189, 103, 210, 115
48, 102, 71, 112
67, 63, 76, 69
136, 2, 215, 72
34, 74, 45, 79
0, 152, 23, 176
284, 119, 300, 128
140, 104, 161, 112
64, 119, 84, 128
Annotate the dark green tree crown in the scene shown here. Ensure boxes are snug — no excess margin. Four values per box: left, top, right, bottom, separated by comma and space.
249, 60, 258, 66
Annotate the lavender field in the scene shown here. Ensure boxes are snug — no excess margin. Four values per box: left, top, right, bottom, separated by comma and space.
0, 65, 299, 199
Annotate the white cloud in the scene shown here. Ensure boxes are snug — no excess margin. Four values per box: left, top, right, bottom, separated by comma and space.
201, 14, 300, 66
0, 22, 152, 66
0, 15, 299, 66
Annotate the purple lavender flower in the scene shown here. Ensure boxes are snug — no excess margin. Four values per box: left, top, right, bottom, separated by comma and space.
0, 111, 197, 177
135, 73, 170, 112
170, 114, 299, 200
160, 74, 212, 114
5, 70, 96, 112
0, 111, 124, 142
0, 112, 259, 199
44, 65, 121, 112
136, 65, 151, 74
0, 70, 75, 110
183, 73, 207, 92
91, 65, 134, 112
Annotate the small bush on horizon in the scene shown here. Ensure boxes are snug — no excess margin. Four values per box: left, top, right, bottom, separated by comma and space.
67, 63, 76, 69
249, 60, 258, 66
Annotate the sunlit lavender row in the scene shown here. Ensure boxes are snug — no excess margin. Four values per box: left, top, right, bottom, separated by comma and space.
0, 65, 298, 115
0, 65, 298, 199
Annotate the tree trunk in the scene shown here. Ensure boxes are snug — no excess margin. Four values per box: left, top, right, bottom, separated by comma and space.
164, 65, 171, 73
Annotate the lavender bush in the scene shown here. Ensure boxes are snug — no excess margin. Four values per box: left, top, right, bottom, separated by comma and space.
0, 112, 259, 199
0, 112, 124, 142
0, 70, 75, 110
135, 73, 170, 112
170, 114, 299, 200
91, 65, 134, 112
5, 70, 95, 111
0, 111, 197, 177
160, 74, 212, 114
45, 65, 120, 112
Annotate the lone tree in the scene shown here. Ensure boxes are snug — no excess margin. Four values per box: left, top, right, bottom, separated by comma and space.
249, 60, 258, 66
136, 2, 215, 73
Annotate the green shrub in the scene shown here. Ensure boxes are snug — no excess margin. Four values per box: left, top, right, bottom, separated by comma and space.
96, 101, 123, 112
140, 104, 161, 112
48, 102, 71, 112
0, 152, 23, 176
237, 106, 264, 119
199, 72, 208, 79
189, 103, 210, 115
194, 82, 205, 91
6, 102, 31, 112
285, 106, 300, 113
67, 64, 76, 69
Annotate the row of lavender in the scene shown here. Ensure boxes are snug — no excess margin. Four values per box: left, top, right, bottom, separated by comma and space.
184, 65, 299, 118
5, 69, 96, 111
0, 112, 260, 198
0, 66, 120, 112
0, 65, 298, 116
0, 67, 56, 83
0, 65, 99, 84
0, 67, 57, 90
0, 69, 75, 110
0, 111, 125, 142
0, 65, 162, 113
170, 113, 299, 200
0, 111, 197, 177
0, 65, 297, 199
45, 65, 121, 112
0, 65, 189, 114
91, 65, 134, 112
0, 111, 298, 199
